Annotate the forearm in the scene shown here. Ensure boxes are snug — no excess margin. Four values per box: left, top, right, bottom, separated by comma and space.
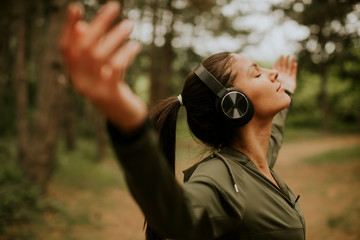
267, 107, 289, 168
91, 82, 147, 133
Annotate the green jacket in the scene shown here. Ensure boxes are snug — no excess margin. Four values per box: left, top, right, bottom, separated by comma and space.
108, 108, 306, 239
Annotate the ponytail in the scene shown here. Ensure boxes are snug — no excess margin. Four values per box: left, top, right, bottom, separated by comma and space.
150, 97, 181, 171
145, 96, 181, 240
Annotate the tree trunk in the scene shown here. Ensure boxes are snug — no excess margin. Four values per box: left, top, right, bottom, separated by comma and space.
86, 102, 107, 161
149, 0, 161, 108
93, 113, 107, 160
149, 0, 174, 108
25, 0, 72, 192
62, 88, 76, 151
161, 0, 175, 95
0, 2, 12, 120
13, 0, 29, 166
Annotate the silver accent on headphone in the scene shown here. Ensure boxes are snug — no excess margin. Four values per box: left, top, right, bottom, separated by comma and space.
221, 91, 249, 119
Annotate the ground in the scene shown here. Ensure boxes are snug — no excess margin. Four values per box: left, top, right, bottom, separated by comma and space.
43, 134, 360, 240
275, 134, 360, 240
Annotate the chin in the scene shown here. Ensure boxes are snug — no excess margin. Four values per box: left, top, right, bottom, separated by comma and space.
278, 92, 292, 108
273, 97, 291, 114
285, 94, 292, 106
279, 98, 291, 111
254, 94, 292, 117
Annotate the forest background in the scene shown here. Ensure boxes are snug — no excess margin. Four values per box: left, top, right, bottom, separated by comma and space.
0, 0, 359, 239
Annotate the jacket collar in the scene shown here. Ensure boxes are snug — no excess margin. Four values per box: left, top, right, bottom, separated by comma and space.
218, 147, 251, 165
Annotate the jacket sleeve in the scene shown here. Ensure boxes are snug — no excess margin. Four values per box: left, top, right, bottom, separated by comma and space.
267, 107, 289, 168
107, 120, 234, 240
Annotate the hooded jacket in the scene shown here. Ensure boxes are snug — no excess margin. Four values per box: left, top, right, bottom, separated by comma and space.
108, 108, 306, 239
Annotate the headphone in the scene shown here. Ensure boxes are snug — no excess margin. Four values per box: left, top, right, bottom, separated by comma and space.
194, 64, 254, 127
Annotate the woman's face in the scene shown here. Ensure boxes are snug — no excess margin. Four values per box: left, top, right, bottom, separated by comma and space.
231, 54, 291, 118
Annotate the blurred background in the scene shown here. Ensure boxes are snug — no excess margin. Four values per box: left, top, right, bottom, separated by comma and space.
0, 0, 359, 239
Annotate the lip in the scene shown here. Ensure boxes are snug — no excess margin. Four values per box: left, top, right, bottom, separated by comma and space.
276, 83, 282, 92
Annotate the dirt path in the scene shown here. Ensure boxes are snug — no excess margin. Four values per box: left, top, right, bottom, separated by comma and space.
277, 134, 360, 165
275, 134, 360, 240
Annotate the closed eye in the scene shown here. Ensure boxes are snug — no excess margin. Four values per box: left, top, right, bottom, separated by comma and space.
256, 73, 262, 78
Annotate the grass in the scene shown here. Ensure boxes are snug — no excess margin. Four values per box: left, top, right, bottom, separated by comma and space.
327, 200, 360, 238
283, 127, 329, 142
55, 138, 127, 192
303, 144, 360, 165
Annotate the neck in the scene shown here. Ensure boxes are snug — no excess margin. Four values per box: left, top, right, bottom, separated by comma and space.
231, 116, 273, 173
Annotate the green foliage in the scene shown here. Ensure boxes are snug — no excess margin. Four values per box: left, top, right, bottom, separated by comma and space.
54, 138, 127, 192
0, 142, 42, 239
329, 57, 360, 130
283, 126, 327, 142
304, 144, 360, 165
284, 66, 360, 131
273, 0, 360, 131
0, 137, 120, 240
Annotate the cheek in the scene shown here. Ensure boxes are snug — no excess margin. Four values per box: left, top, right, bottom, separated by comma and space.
243, 84, 270, 105
236, 80, 290, 116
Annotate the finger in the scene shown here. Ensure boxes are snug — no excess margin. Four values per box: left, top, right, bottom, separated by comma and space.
278, 55, 285, 70
63, 21, 90, 69
83, 1, 121, 48
273, 57, 279, 70
110, 40, 142, 80
60, 3, 86, 70
284, 55, 290, 70
273, 55, 282, 70
288, 56, 295, 74
292, 62, 298, 77
94, 20, 135, 62
60, 3, 84, 54
100, 64, 114, 82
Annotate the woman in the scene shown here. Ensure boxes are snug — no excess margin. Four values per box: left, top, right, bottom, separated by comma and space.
60, 2, 305, 240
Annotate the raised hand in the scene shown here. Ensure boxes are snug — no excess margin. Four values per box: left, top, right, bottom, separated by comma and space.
60, 1, 147, 132
272, 55, 298, 94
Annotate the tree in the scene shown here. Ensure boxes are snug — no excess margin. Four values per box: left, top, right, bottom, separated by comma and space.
10, 0, 73, 192
28, 0, 73, 191
13, 0, 29, 166
0, 2, 13, 122
274, 0, 360, 131
336, 45, 360, 131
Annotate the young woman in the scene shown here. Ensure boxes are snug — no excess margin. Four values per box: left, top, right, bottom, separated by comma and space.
61, 2, 305, 240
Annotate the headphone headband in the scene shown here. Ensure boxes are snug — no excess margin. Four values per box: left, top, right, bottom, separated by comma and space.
194, 64, 227, 98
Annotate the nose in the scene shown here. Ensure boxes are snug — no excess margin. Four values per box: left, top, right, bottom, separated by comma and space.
269, 69, 278, 82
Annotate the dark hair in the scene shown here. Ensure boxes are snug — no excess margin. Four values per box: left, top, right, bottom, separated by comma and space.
147, 52, 238, 240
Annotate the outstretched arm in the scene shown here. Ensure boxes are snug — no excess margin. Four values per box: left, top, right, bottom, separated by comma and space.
60, 4, 225, 238
267, 55, 298, 168
60, 1, 147, 133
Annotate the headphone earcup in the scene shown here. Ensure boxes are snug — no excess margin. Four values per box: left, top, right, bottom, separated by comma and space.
216, 87, 254, 127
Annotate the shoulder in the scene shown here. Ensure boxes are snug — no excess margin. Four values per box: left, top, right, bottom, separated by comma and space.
186, 157, 229, 180
185, 155, 243, 194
